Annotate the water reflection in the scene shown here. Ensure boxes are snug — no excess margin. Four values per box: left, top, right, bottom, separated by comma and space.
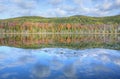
0, 34, 120, 49
0, 46, 120, 79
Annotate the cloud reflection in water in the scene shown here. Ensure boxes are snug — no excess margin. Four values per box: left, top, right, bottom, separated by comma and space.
0, 46, 120, 79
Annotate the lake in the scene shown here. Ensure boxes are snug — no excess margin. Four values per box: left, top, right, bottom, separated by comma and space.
0, 34, 120, 79
0, 34, 120, 49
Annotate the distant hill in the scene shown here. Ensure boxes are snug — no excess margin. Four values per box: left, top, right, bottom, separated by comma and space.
0, 15, 120, 24
0, 15, 119, 34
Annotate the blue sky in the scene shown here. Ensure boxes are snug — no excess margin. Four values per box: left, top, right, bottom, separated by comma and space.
0, 0, 120, 19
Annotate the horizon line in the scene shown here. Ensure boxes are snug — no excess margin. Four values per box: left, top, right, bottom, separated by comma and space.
0, 14, 120, 20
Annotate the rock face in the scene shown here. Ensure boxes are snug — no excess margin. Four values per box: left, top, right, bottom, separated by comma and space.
0, 46, 120, 79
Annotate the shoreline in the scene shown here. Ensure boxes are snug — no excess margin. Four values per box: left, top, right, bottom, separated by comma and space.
0, 33, 120, 34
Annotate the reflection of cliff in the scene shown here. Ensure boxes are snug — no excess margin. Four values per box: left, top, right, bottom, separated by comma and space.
0, 34, 119, 49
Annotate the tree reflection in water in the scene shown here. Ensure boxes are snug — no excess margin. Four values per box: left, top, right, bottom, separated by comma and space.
0, 34, 119, 49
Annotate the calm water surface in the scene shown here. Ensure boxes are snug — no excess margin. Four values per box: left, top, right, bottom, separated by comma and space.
0, 46, 120, 79
0, 34, 120, 49
0, 34, 120, 79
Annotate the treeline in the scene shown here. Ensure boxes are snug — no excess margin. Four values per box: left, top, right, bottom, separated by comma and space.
0, 21, 120, 33
0, 15, 120, 33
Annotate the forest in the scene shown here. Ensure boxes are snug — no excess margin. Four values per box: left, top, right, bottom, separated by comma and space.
0, 15, 120, 33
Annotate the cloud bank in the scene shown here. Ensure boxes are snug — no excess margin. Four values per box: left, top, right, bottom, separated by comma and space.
0, 0, 120, 19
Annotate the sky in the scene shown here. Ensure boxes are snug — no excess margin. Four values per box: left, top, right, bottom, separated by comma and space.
0, 0, 120, 19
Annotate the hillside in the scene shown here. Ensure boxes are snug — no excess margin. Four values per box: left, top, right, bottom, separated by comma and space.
0, 15, 120, 34
0, 15, 120, 24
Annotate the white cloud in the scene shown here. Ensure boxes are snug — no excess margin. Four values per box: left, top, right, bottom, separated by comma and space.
73, 0, 83, 5
6, 0, 38, 17
71, 0, 120, 17
50, 57, 64, 70
42, 8, 67, 17
103, 2, 112, 10
0, 0, 120, 18
116, 0, 120, 5
0, 4, 6, 12
1, 73, 18, 79
32, 63, 51, 78
113, 58, 120, 66
54, 8, 67, 16
11, 0, 37, 9
48, 0, 64, 5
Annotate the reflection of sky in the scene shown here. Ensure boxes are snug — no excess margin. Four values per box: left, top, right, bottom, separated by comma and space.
0, 46, 120, 79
